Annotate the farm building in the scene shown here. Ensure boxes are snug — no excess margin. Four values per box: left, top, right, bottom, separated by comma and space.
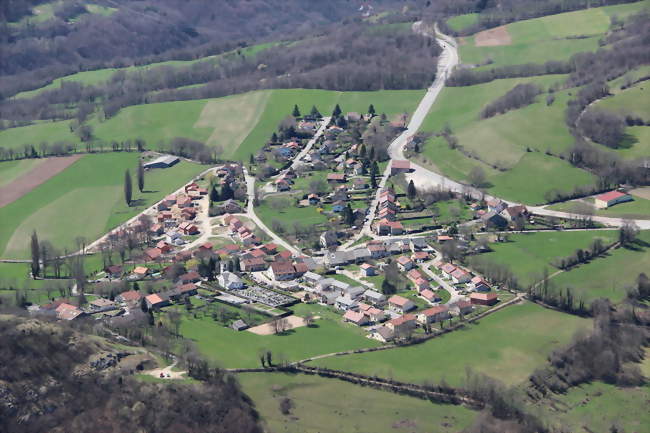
594, 191, 633, 209
390, 160, 411, 175
143, 155, 180, 169
470, 292, 498, 306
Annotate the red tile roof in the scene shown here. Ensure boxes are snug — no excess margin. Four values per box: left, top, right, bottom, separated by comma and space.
596, 190, 628, 202
388, 295, 411, 307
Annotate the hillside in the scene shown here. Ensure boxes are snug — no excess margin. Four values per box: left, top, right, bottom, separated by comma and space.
0, 315, 262, 433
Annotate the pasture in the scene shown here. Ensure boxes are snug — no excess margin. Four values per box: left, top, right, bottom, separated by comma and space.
0, 159, 43, 187
446, 13, 479, 32
238, 372, 477, 433
547, 194, 650, 220
550, 231, 650, 304
0, 153, 204, 259
459, 2, 648, 68
312, 301, 591, 387
173, 303, 378, 368
469, 230, 618, 288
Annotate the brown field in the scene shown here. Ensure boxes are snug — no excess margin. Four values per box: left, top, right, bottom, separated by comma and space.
475, 25, 512, 46
0, 155, 82, 208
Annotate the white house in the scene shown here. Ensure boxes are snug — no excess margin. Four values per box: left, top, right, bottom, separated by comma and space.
217, 272, 244, 289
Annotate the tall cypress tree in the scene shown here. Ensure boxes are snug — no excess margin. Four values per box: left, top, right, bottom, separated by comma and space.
124, 169, 132, 206
137, 158, 145, 192
407, 180, 417, 200
292, 104, 301, 117
30, 231, 40, 277
332, 104, 342, 118
368, 104, 376, 116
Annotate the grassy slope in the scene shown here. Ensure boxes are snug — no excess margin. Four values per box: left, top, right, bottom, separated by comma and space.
0, 153, 204, 258
551, 230, 650, 303
0, 159, 42, 187
175, 303, 379, 368
446, 13, 479, 32
469, 230, 618, 287
459, 2, 648, 68
238, 372, 477, 433
547, 194, 650, 220
314, 301, 591, 387
418, 76, 596, 204
536, 381, 650, 433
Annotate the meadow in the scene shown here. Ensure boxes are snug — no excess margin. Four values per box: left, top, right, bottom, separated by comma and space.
536, 381, 650, 433
0, 153, 204, 259
417, 75, 596, 204
459, 2, 648, 68
256, 194, 329, 228
238, 372, 477, 433
550, 230, 650, 303
548, 194, 650, 220
173, 302, 379, 368
469, 230, 619, 288
313, 301, 591, 387
0, 159, 43, 187
446, 13, 478, 32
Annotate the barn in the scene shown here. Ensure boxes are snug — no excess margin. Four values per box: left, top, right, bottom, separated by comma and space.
144, 155, 180, 169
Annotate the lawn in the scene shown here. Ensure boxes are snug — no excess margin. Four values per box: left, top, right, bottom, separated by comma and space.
0, 153, 204, 259
313, 301, 591, 387
0, 159, 43, 187
238, 372, 477, 433
256, 195, 329, 228
469, 230, 618, 288
173, 303, 379, 368
536, 381, 650, 433
551, 231, 650, 304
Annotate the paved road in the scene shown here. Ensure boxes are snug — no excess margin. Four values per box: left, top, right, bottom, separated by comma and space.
243, 168, 301, 255
421, 258, 464, 305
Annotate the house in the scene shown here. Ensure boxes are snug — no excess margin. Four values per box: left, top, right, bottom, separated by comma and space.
178, 271, 201, 284
303, 271, 324, 286
144, 155, 180, 169
145, 293, 171, 310
320, 231, 339, 248
360, 263, 377, 277
413, 277, 431, 292
335, 295, 359, 311
375, 219, 404, 236
450, 300, 473, 316
89, 298, 115, 312
487, 199, 508, 213
367, 243, 387, 259
396, 256, 415, 272
268, 262, 296, 281
55, 303, 84, 321
116, 290, 142, 304
377, 207, 396, 221
325, 251, 352, 267
344, 285, 366, 300
390, 160, 411, 175
364, 306, 386, 322
417, 306, 450, 325
144, 247, 162, 261
501, 205, 529, 222
308, 193, 321, 205
420, 289, 440, 303
275, 178, 291, 191
104, 265, 123, 279
231, 319, 249, 331
411, 251, 429, 262
151, 223, 165, 235
438, 235, 454, 242
217, 271, 244, 289
388, 295, 416, 314
481, 211, 508, 229
241, 257, 268, 272
451, 269, 471, 284
132, 266, 150, 279
363, 289, 386, 305
218, 199, 242, 213
352, 178, 369, 190
410, 238, 428, 251
177, 283, 198, 297
439, 263, 457, 276
343, 310, 369, 326
406, 268, 425, 283
594, 190, 633, 209
327, 173, 346, 183
386, 314, 417, 334
470, 292, 498, 306
370, 325, 395, 343
179, 222, 199, 235
156, 241, 172, 253
351, 248, 372, 263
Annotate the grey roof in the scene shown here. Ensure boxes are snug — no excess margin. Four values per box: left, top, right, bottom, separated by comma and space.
218, 271, 243, 287
145, 155, 179, 167
326, 251, 352, 266
410, 238, 427, 247
363, 289, 386, 301
330, 279, 351, 291
352, 248, 372, 260
374, 326, 394, 340
335, 295, 358, 307
345, 286, 366, 299
303, 271, 324, 283
231, 319, 248, 331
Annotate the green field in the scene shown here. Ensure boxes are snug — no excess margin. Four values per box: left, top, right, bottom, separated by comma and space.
0, 159, 42, 187
256, 194, 329, 228
459, 2, 648, 68
238, 372, 477, 433
418, 75, 596, 204
446, 13, 479, 32
536, 381, 650, 433
548, 194, 650, 220
1, 88, 424, 161
596, 82, 650, 119
313, 301, 591, 387
173, 303, 378, 368
551, 230, 650, 303
469, 230, 618, 288
0, 153, 204, 259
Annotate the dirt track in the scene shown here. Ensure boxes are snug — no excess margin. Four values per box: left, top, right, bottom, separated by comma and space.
0, 155, 82, 208
474, 25, 512, 46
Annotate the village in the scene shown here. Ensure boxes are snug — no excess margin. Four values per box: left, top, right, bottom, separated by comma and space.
25, 104, 628, 344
